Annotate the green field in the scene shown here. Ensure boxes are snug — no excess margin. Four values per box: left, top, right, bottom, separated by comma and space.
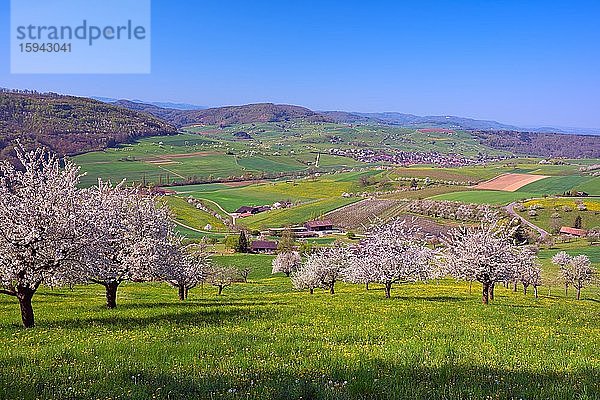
428, 190, 539, 205
517, 176, 600, 195
73, 128, 375, 187
390, 165, 515, 182
1, 249, 599, 400
239, 197, 358, 230
74, 122, 543, 188
162, 196, 229, 232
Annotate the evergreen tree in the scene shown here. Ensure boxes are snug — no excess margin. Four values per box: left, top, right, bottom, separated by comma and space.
573, 215, 583, 229
236, 230, 249, 253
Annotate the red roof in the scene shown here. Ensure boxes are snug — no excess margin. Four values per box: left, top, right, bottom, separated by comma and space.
559, 227, 587, 236
250, 240, 278, 250
305, 219, 334, 228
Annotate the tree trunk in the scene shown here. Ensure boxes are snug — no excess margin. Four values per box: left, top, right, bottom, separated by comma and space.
365, 282, 369, 291
184, 287, 189, 300
482, 281, 490, 304
217, 285, 223, 295
489, 282, 495, 301
105, 281, 119, 309
329, 282, 335, 295
513, 281, 518, 292
309, 287, 314, 295
17, 286, 36, 328
384, 282, 392, 299
534, 286, 538, 299
523, 284, 528, 295
577, 287, 581, 300
178, 285, 185, 301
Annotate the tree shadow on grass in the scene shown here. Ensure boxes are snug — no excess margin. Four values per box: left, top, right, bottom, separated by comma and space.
495, 303, 543, 309
36, 291, 71, 298
389, 295, 469, 303
112, 299, 290, 311
42, 307, 272, 330
582, 297, 600, 303
7, 359, 598, 400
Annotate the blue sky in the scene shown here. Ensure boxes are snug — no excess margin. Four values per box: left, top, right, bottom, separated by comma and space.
1, 0, 599, 128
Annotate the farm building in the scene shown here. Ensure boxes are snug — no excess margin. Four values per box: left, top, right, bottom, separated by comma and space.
266, 227, 318, 238
559, 227, 588, 237
305, 219, 334, 231
250, 240, 278, 254
234, 206, 270, 215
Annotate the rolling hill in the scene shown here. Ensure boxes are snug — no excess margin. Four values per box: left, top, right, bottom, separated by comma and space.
3, 90, 598, 161
0, 90, 177, 158
114, 101, 330, 127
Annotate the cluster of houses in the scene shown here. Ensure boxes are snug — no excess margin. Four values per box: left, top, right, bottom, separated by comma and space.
326, 148, 502, 167
249, 219, 337, 254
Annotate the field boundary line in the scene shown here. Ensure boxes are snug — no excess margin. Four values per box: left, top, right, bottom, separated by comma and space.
197, 197, 233, 217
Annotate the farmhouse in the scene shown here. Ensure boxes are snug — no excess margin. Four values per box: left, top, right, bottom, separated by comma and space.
305, 219, 334, 231
235, 206, 264, 214
266, 226, 318, 238
559, 227, 588, 237
250, 240, 278, 254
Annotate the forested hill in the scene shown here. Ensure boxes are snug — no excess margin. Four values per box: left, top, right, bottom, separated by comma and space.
472, 130, 600, 159
0, 91, 177, 159
113, 101, 331, 127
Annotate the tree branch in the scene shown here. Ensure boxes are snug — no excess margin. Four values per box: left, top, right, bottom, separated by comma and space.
0, 288, 17, 296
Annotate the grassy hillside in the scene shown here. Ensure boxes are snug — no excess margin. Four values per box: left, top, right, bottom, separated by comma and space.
239, 197, 359, 230
73, 132, 369, 187
162, 196, 229, 232
1, 247, 598, 399
517, 176, 600, 195
179, 175, 362, 212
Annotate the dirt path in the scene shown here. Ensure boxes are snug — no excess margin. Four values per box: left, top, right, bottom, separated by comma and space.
505, 201, 550, 238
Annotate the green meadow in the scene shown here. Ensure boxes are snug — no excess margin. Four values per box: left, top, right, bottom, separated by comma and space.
177, 174, 366, 212
1, 248, 599, 400
517, 176, 600, 195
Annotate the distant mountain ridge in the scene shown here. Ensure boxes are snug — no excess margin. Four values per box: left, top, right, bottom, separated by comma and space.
109, 98, 599, 135
92, 96, 206, 111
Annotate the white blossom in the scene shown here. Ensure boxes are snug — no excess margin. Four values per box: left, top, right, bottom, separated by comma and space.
0, 146, 91, 327
84, 180, 173, 308
272, 251, 301, 277
347, 219, 436, 298
441, 222, 523, 304
158, 236, 210, 300
291, 244, 352, 294
553, 252, 595, 300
